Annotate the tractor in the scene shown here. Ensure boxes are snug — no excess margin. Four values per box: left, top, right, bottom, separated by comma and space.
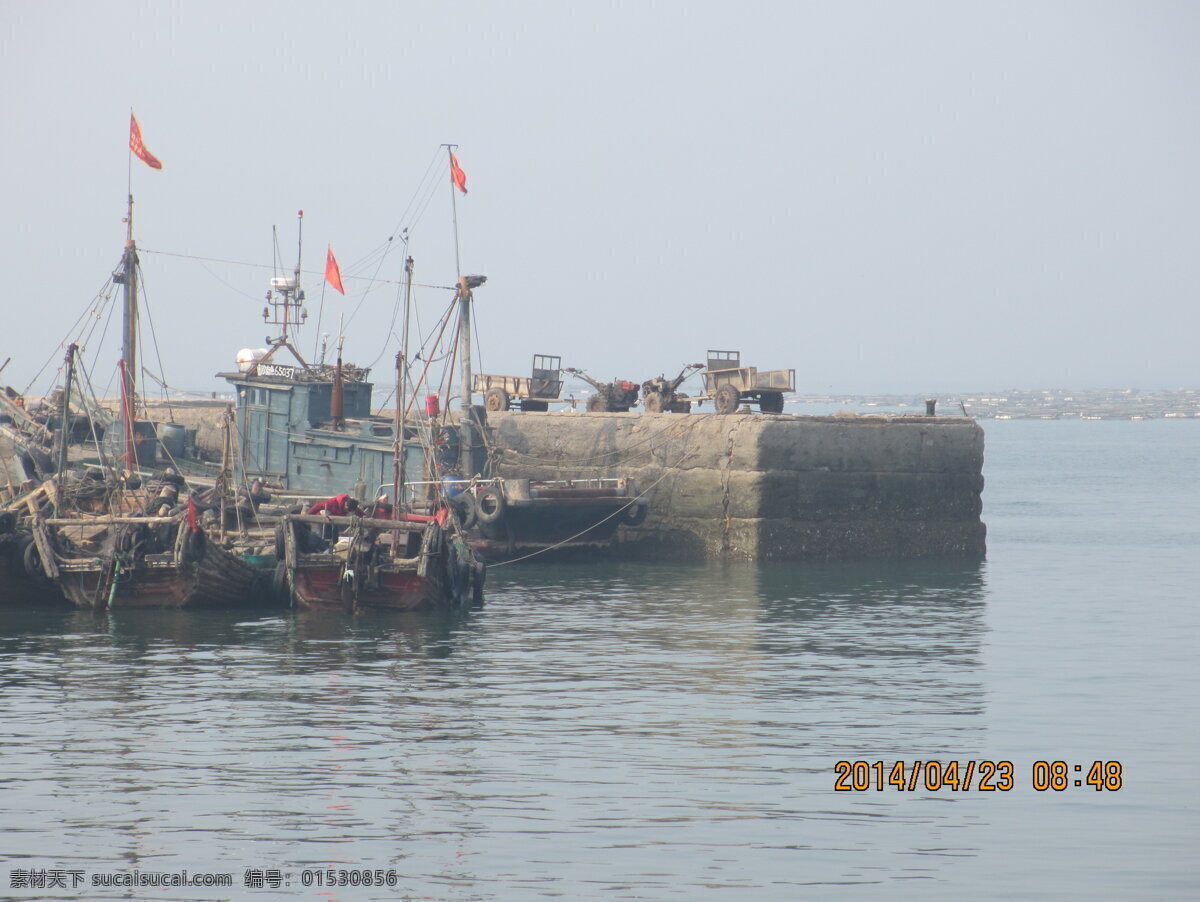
640, 363, 705, 413
564, 368, 640, 412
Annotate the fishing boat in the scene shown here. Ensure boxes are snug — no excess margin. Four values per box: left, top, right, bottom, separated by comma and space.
22, 184, 265, 611
0, 399, 67, 603
222, 149, 647, 564
276, 509, 483, 611
27, 480, 262, 610
222, 214, 485, 611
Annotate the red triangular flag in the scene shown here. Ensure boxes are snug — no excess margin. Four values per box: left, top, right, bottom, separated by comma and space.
324, 246, 345, 294
185, 495, 201, 533
129, 114, 163, 170
450, 153, 468, 195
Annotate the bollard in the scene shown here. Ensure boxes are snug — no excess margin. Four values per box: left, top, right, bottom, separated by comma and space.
925, 399, 937, 416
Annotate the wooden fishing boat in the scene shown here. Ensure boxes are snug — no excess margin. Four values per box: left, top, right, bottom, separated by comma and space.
17, 183, 266, 611
276, 512, 483, 612
25, 477, 264, 610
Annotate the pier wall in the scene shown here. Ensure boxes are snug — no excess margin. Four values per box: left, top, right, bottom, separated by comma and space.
485, 411, 986, 561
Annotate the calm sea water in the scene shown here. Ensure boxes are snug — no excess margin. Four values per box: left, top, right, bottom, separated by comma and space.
1, 419, 1197, 900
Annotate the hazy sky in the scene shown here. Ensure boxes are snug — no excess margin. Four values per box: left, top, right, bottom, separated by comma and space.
2, 1, 1197, 401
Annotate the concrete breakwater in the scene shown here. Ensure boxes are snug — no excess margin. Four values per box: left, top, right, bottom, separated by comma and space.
150, 401, 985, 562
485, 411, 986, 561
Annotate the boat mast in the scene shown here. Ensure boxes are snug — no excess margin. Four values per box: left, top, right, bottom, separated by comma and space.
445, 145, 473, 476
56, 343, 78, 479
392, 350, 403, 511
120, 193, 139, 470
393, 256, 414, 509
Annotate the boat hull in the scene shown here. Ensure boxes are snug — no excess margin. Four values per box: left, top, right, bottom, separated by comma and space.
54, 545, 262, 610
280, 515, 482, 612
290, 561, 441, 612
0, 546, 66, 605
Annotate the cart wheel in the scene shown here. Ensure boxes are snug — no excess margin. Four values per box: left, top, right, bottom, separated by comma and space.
714, 384, 741, 414
586, 394, 608, 412
760, 391, 785, 414
485, 388, 510, 412
643, 393, 662, 413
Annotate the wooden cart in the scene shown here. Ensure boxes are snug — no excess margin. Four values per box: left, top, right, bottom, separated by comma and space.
698, 350, 794, 414
473, 354, 564, 412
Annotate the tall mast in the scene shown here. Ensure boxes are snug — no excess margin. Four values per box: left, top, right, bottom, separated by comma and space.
446, 147, 472, 414
121, 192, 139, 469
57, 344, 78, 479
392, 350, 403, 512
445, 145, 475, 476
394, 256, 414, 509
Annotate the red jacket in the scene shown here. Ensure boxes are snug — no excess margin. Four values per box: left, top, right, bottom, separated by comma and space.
307, 494, 355, 517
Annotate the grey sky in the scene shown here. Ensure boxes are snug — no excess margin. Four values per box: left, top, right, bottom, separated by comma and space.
2, 1, 1197, 400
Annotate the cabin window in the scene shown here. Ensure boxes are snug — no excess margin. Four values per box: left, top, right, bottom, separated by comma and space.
370, 425, 393, 437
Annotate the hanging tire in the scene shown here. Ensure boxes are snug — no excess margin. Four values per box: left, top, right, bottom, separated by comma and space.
23, 537, 46, 580
452, 492, 479, 530
471, 559, 486, 606
271, 562, 289, 601
475, 487, 507, 524
714, 384, 741, 414
622, 502, 648, 527
485, 388, 510, 412
274, 521, 287, 560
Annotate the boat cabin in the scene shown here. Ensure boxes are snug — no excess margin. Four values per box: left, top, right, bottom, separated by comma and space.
219, 361, 427, 502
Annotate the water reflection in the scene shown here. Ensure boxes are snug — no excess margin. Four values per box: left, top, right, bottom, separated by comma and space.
1, 560, 992, 898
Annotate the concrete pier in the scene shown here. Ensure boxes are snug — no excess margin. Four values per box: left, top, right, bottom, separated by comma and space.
485, 411, 986, 561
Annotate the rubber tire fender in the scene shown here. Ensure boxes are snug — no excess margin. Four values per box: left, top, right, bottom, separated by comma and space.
23, 536, 45, 579
622, 501, 648, 527
271, 562, 289, 602
471, 559, 486, 606
452, 493, 479, 530
474, 487, 507, 525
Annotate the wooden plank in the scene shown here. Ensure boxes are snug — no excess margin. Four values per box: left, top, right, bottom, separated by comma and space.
24, 499, 60, 580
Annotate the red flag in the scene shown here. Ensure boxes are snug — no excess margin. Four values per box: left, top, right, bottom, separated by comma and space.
324, 246, 345, 294
185, 496, 201, 533
450, 153, 468, 195
128, 114, 162, 170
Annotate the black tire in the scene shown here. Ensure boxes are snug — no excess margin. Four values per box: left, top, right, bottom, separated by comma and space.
760, 391, 785, 414
471, 559, 486, 606
714, 383, 741, 414
274, 521, 287, 560
643, 393, 662, 413
271, 562, 289, 601
485, 388, 510, 412
0, 511, 14, 535
475, 487, 507, 525
586, 393, 608, 412
622, 502, 648, 527
452, 492, 479, 530
23, 538, 45, 579
520, 400, 549, 412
